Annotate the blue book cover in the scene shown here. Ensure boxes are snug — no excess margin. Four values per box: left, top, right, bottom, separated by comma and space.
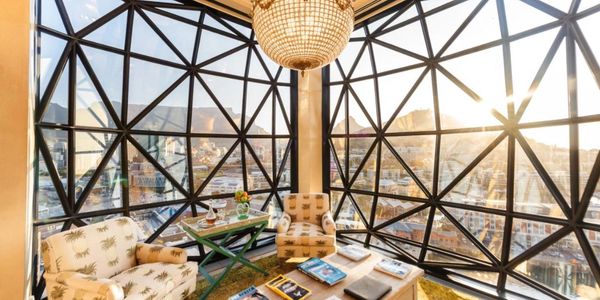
298, 257, 347, 286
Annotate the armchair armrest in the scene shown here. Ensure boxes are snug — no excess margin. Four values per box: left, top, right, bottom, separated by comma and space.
135, 243, 187, 265
44, 271, 124, 300
276, 212, 292, 233
321, 211, 336, 235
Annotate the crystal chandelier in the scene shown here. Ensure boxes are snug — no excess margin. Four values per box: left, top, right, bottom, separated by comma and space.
251, 0, 354, 74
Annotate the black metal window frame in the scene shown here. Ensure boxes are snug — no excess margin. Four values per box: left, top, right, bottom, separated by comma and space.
32, 0, 298, 298
323, 0, 600, 299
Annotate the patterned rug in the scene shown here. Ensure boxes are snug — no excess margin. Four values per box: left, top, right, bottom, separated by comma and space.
193, 254, 477, 300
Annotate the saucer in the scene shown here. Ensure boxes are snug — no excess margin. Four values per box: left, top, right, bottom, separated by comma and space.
197, 219, 226, 228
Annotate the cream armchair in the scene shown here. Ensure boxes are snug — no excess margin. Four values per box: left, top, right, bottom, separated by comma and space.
41, 217, 197, 300
275, 193, 337, 258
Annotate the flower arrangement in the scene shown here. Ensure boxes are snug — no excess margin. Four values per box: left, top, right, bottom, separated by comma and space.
234, 190, 252, 203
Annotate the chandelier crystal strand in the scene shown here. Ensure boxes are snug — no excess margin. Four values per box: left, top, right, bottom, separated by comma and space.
252, 0, 354, 75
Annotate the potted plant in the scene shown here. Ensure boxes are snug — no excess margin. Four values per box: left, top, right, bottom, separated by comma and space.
234, 190, 252, 219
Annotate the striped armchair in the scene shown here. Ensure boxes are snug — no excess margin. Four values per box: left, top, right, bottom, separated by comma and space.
275, 193, 337, 258
41, 217, 197, 300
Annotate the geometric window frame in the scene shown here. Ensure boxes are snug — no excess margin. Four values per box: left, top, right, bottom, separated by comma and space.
324, 1, 600, 299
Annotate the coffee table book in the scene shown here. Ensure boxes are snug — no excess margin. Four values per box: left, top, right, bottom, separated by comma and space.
297, 257, 347, 286
337, 244, 371, 261
344, 275, 392, 300
266, 275, 311, 300
374, 257, 413, 279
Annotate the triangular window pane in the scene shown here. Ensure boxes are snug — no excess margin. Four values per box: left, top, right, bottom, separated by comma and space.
274, 99, 289, 135
40, 0, 66, 32
372, 43, 422, 74
201, 74, 244, 129
248, 93, 273, 135
330, 138, 345, 186
585, 229, 600, 267
255, 46, 280, 79
74, 131, 116, 191
510, 218, 561, 260
388, 135, 435, 193
80, 144, 122, 213
276, 138, 291, 187
245, 147, 271, 191
330, 155, 344, 188
521, 126, 570, 203
377, 207, 430, 243
448, 269, 499, 287
367, 12, 396, 33
378, 19, 428, 57
248, 51, 270, 81
134, 79, 189, 133
350, 27, 366, 39
429, 209, 491, 262
203, 47, 249, 77
425, 0, 480, 55
379, 144, 426, 198
580, 123, 600, 223
380, 68, 433, 130
330, 191, 345, 213
245, 82, 271, 129
578, 11, 600, 71
352, 194, 374, 226
190, 137, 236, 192
85, 12, 127, 49
248, 139, 273, 182
514, 233, 599, 298
438, 131, 500, 192
203, 14, 235, 35
82, 46, 123, 113
127, 58, 185, 122
335, 195, 366, 230
63, 0, 122, 32
336, 41, 364, 76
442, 139, 507, 210
425, 248, 476, 265
159, 8, 200, 22
505, 0, 557, 36
132, 135, 189, 190
437, 72, 503, 129
445, 207, 504, 259
348, 91, 376, 134
196, 30, 244, 64
145, 10, 196, 62
39, 34, 67, 98
37, 152, 66, 219
542, 0, 571, 13
350, 138, 377, 192
350, 46, 373, 79
445, 0, 501, 54
42, 64, 69, 125
510, 28, 561, 111
375, 198, 422, 227
520, 41, 567, 123
129, 204, 184, 240
420, 0, 452, 12
191, 77, 236, 134
75, 61, 117, 128
383, 4, 419, 31
514, 143, 566, 219
131, 12, 182, 63
441, 46, 508, 117
350, 79, 378, 125
330, 60, 344, 82
127, 141, 185, 206
330, 85, 346, 133
41, 129, 69, 191
200, 145, 243, 196
576, 44, 600, 117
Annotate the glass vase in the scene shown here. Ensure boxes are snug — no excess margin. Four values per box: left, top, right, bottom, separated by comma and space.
236, 202, 250, 220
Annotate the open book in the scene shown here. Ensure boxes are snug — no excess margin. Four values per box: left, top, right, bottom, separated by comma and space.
374, 257, 413, 279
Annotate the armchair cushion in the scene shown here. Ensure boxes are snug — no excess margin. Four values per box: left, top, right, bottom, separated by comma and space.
321, 211, 336, 235
44, 271, 123, 300
276, 222, 335, 247
283, 193, 329, 226
135, 243, 187, 265
111, 262, 198, 299
276, 212, 292, 234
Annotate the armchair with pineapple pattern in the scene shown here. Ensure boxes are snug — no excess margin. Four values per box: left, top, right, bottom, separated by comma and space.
41, 217, 197, 300
275, 193, 337, 258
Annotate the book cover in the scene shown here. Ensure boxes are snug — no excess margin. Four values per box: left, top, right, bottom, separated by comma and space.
228, 285, 269, 300
344, 275, 391, 300
374, 257, 413, 279
337, 244, 371, 261
265, 275, 311, 300
297, 257, 347, 286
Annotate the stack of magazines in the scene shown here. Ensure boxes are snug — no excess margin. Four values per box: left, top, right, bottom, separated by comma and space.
297, 257, 347, 286
228, 285, 269, 300
265, 275, 311, 300
374, 257, 413, 279
337, 244, 371, 261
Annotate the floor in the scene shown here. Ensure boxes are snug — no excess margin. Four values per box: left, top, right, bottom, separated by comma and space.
194, 246, 482, 300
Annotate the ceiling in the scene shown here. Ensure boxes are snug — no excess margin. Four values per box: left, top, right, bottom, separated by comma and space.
195, 0, 404, 24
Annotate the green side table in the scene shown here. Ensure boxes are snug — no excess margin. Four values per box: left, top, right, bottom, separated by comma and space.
180, 209, 271, 300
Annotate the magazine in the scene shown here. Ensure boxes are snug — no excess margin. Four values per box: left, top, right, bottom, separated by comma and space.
229, 285, 269, 300
297, 257, 347, 286
266, 274, 311, 300
374, 257, 413, 279
337, 244, 371, 261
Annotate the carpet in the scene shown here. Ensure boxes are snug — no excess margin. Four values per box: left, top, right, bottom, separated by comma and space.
193, 255, 477, 300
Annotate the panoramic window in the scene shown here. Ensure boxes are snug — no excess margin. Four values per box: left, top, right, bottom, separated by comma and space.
33, 0, 295, 294
325, 0, 600, 298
